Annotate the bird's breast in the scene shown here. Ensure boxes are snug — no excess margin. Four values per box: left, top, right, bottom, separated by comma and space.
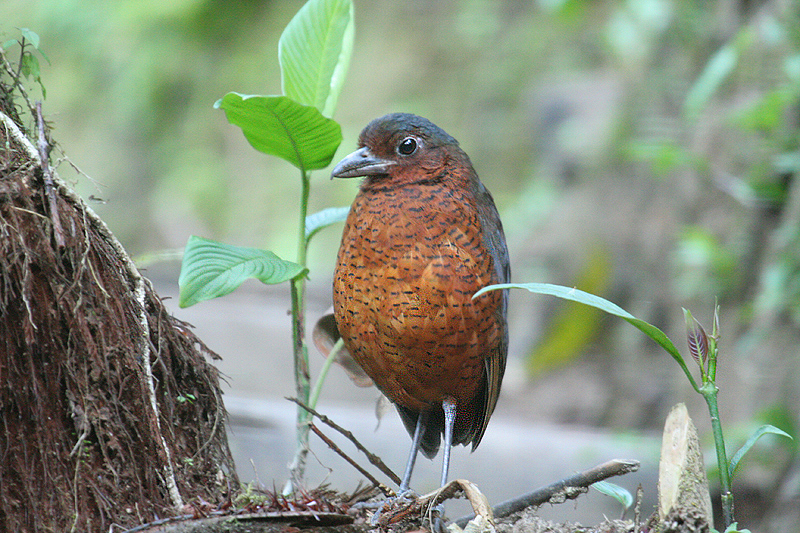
333, 183, 502, 411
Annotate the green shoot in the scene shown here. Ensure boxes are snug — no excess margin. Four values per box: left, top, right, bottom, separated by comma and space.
177, 0, 354, 491
475, 283, 793, 528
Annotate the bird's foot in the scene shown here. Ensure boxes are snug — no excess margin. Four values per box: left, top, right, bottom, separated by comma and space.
367, 490, 419, 526
427, 502, 448, 533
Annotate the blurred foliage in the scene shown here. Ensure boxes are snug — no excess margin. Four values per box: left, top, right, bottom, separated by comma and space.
1, 0, 794, 261
526, 245, 612, 377
3, 0, 800, 413
1, 0, 302, 254
1, 28, 49, 101
4, 0, 800, 524
672, 226, 737, 301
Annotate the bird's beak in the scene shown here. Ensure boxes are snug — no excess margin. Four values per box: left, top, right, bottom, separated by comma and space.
331, 146, 395, 179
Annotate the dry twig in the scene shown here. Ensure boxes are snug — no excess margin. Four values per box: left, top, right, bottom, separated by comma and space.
455, 458, 640, 527
286, 397, 402, 486
35, 101, 65, 248
308, 424, 392, 496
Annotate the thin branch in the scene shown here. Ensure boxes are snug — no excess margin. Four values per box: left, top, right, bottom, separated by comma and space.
286, 397, 402, 486
139, 289, 184, 510
14, 38, 26, 86
0, 45, 35, 114
633, 484, 644, 533
35, 101, 65, 248
454, 458, 640, 527
309, 424, 392, 496
1, 112, 37, 161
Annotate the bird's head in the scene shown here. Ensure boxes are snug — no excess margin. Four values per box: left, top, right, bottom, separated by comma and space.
331, 113, 469, 188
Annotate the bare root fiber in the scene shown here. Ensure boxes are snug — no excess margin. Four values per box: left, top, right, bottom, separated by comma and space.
0, 101, 237, 532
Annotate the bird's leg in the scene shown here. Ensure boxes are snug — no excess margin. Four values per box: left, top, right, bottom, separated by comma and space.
439, 397, 457, 487
430, 397, 457, 533
399, 410, 428, 494
368, 410, 428, 526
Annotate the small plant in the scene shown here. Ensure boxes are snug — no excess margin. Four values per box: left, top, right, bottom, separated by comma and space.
592, 480, 633, 517
234, 482, 270, 508
177, 0, 354, 492
475, 283, 793, 529
176, 393, 196, 404
1, 28, 49, 99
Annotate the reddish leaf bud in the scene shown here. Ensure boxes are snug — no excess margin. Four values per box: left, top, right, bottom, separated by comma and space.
683, 309, 709, 368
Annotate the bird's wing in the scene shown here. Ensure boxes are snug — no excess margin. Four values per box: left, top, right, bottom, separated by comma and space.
471, 180, 510, 450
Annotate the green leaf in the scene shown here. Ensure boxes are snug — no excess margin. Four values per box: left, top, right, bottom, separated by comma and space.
279, 0, 354, 117
305, 205, 349, 240
527, 247, 610, 377
178, 235, 307, 308
215, 93, 342, 172
20, 53, 40, 80
733, 89, 795, 133
475, 283, 699, 391
20, 28, 40, 49
728, 424, 794, 478
718, 522, 751, 533
133, 248, 184, 268
592, 480, 633, 509
684, 29, 753, 119
684, 44, 738, 118
624, 140, 699, 176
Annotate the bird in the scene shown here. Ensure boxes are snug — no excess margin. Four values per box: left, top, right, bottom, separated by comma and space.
330, 112, 510, 504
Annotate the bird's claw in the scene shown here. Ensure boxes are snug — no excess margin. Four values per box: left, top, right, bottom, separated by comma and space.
368, 493, 450, 533
368, 490, 422, 526
396, 488, 418, 501
429, 503, 448, 533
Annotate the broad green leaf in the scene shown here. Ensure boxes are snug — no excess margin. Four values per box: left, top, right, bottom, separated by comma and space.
216, 93, 342, 172
305, 205, 349, 240
279, 0, 354, 117
592, 480, 633, 510
179, 235, 307, 308
19, 52, 46, 98
475, 283, 699, 391
728, 424, 793, 478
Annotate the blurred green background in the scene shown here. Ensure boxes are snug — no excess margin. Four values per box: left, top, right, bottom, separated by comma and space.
3, 0, 799, 528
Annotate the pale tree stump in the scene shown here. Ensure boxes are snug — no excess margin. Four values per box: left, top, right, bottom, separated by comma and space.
656, 403, 713, 532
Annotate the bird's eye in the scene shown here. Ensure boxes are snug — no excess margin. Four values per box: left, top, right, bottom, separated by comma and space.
397, 137, 418, 156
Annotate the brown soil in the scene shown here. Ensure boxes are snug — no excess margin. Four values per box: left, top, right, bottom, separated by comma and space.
0, 89, 237, 531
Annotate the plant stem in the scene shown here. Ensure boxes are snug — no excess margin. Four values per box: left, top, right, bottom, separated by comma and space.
702, 382, 734, 527
702, 311, 732, 527
296, 171, 310, 269
286, 171, 312, 493
308, 338, 343, 410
